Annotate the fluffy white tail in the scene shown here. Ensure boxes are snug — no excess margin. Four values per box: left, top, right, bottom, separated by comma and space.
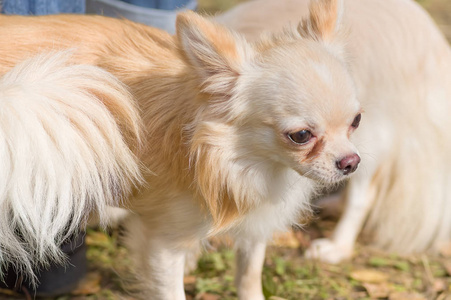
0, 52, 143, 280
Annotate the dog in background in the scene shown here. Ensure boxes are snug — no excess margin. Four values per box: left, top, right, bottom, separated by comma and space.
0, 0, 361, 298
217, 0, 451, 263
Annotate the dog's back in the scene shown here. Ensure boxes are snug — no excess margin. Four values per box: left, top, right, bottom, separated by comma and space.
0, 14, 175, 75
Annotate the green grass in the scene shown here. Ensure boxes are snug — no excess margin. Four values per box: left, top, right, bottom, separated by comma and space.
2, 224, 448, 299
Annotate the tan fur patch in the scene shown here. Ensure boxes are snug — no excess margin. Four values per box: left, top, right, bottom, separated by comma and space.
304, 138, 326, 162
309, 0, 338, 40
176, 11, 240, 63
297, 0, 340, 42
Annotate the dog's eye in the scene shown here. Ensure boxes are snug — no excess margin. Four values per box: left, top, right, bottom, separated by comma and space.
288, 130, 312, 145
351, 113, 361, 129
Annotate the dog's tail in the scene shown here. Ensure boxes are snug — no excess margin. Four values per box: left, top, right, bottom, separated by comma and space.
0, 51, 143, 281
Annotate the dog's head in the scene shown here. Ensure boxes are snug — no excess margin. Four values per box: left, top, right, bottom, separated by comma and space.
244, 43, 362, 185
178, 0, 360, 185
177, 0, 360, 226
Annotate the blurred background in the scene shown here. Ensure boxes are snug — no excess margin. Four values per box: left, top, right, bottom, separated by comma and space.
197, 0, 451, 41
418, 0, 451, 40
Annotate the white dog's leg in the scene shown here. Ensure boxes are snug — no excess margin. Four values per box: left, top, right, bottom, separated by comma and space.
125, 215, 187, 300
305, 175, 375, 263
145, 243, 187, 299
235, 240, 266, 300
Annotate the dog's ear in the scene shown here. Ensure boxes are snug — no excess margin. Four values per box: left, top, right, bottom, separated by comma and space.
176, 11, 253, 96
298, 0, 345, 43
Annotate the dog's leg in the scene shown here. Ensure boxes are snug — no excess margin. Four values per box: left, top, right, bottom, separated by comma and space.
145, 243, 187, 299
124, 215, 188, 300
235, 239, 266, 300
305, 175, 375, 263
184, 243, 201, 275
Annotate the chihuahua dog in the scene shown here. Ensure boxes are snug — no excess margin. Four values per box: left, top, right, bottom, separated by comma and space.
217, 0, 451, 263
0, 0, 361, 298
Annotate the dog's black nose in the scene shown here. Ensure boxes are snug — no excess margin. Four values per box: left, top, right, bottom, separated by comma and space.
336, 154, 360, 175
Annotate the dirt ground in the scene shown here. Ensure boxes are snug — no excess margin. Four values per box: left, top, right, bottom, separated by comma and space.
1, 0, 451, 299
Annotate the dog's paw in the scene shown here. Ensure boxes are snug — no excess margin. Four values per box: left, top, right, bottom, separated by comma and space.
304, 238, 352, 264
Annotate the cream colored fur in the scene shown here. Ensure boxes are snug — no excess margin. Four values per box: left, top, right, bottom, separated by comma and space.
0, 51, 142, 280
217, 0, 451, 262
0, 1, 362, 297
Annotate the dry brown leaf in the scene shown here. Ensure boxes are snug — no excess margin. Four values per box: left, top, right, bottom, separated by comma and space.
71, 272, 101, 295
435, 279, 447, 292
444, 260, 451, 276
184, 275, 197, 285
196, 292, 220, 300
363, 282, 391, 298
85, 231, 110, 247
350, 269, 388, 283
269, 297, 289, 300
0, 288, 21, 296
389, 292, 427, 300
436, 293, 451, 300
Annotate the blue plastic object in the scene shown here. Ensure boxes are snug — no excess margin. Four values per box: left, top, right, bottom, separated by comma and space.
121, 0, 193, 10
1, 0, 85, 14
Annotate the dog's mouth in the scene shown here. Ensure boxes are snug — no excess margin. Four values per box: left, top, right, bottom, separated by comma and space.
298, 167, 351, 187
298, 152, 360, 185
